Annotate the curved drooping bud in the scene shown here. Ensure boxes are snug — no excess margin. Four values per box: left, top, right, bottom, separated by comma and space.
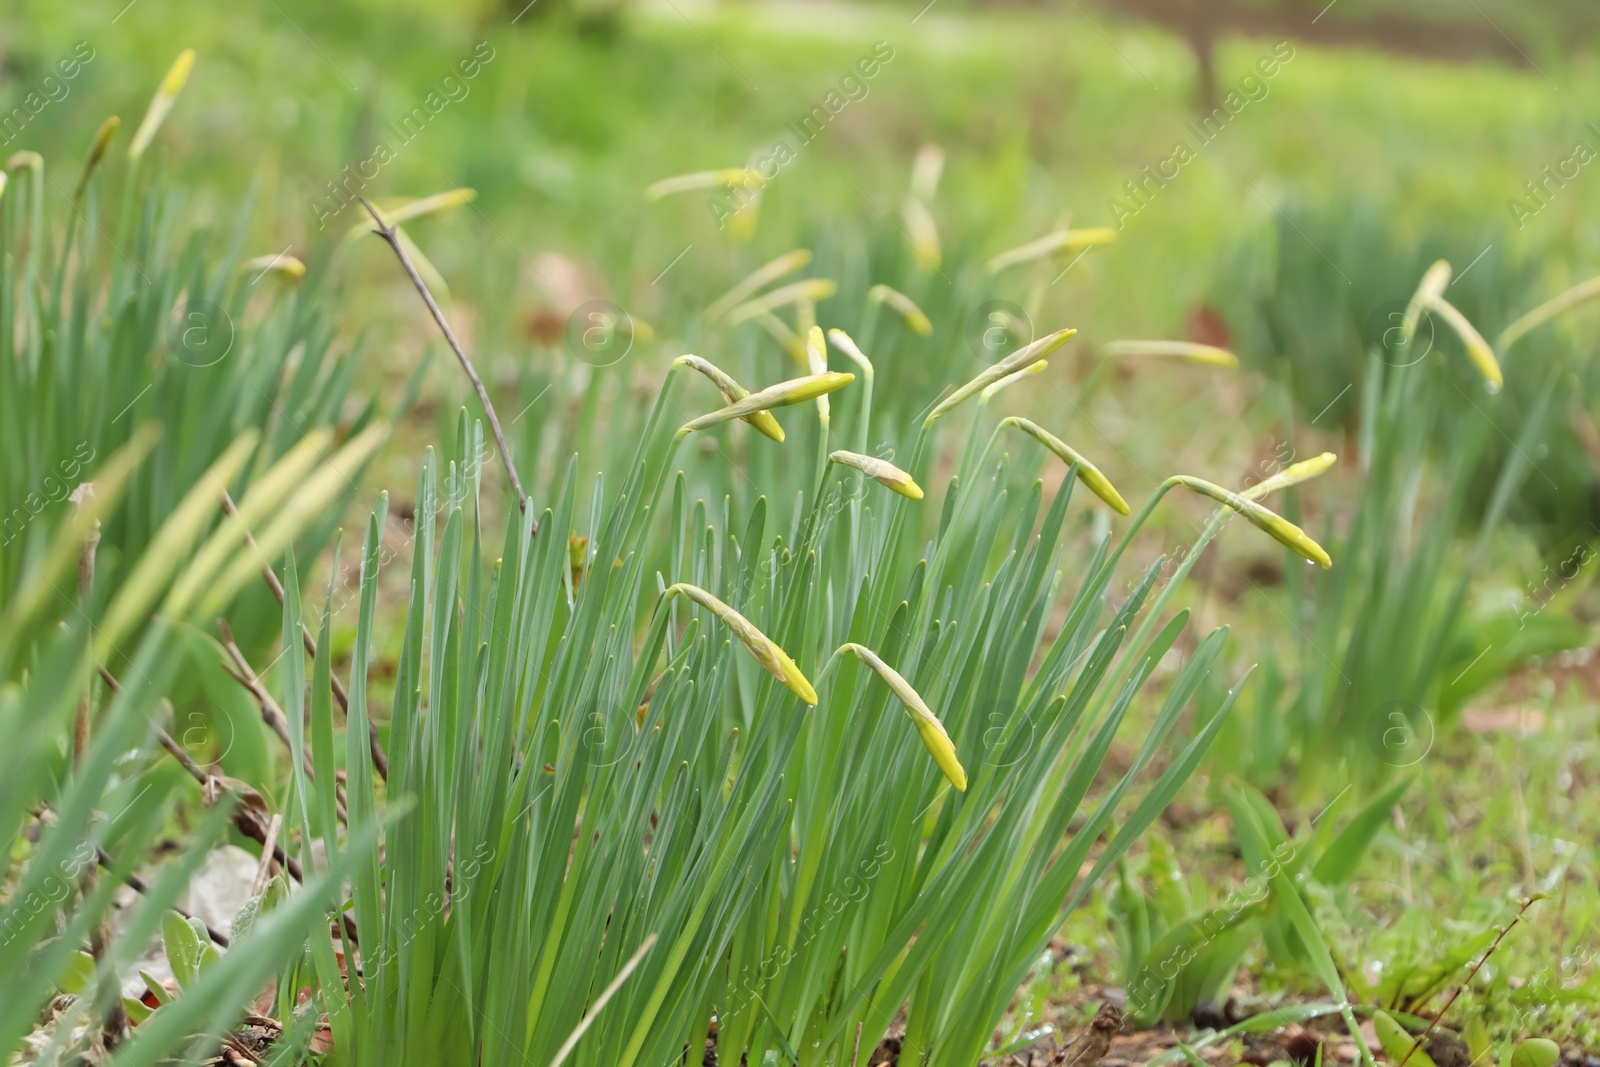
1401, 259, 1452, 343
6, 151, 44, 174
839, 643, 966, 791
1242, 452, 1336, 502
1101, 339, 1238, 368
829, 450, 923, 500
1002, 418, 1130, 515
926, 327, 1077, 426
826, 328, 874, 382
666, 583, 816, 706
985, 228, 1116, 274
674, 355, 785, 442
1427, 295, 1503, 392
868, 284, 933, 336
1168, 475, 1333, 569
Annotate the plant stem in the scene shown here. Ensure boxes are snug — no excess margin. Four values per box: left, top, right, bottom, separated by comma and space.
358, 197, 531, 523
1395, 897, 1539, 1067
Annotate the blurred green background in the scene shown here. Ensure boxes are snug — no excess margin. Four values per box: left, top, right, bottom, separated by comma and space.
9, 0, 1600, 326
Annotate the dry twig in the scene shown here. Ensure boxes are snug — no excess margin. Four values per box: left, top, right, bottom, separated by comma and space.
219, 490, 389, 780
358, 196, 531, 524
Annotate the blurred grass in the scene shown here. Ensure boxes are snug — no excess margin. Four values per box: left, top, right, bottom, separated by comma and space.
9, 0, 1600, 339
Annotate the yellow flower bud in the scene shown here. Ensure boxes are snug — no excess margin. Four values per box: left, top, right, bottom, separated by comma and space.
1002, 418, 1130, 515
1170, 475, 1332, 569
1242, 452, 1336, 501
986, 228, 1116, 274
829, 450, 923, 500
676, 372, 854, 438
868, 284, 933, 336
1101, 340, 1238, 368
926, 328, 1077, 426
724, 279, 839, 327
645, 168, 768, 200
666, 583, 815, 705
839, 643, 965, 791
129, 50, 195, 161
673, 355, 785, 442
704, 249, 812, 322
240, 253, 307, 282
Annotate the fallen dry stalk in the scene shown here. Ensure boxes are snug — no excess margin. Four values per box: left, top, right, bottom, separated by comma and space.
217, 620, 349, 825
32, 804, 230, 946
220, 490, 389, 780
96, 667, 304, 885
358, 197, 531, 522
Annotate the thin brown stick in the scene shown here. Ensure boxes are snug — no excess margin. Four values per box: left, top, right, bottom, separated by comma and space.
96, 668, 305, 884
216, 620, 348, 825
252, 814, 282, 897
96, 681, 360, 950
210, 627, 362, 946
29, 805, 232, 947
220, 1037, 261, 1066
358, 196, 532, 525
69, 485, 121, 1044
73, 507, 100, 762
1396, 897, 1539, 1067
219, 490, 389, 781
96, 846, 231, 947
